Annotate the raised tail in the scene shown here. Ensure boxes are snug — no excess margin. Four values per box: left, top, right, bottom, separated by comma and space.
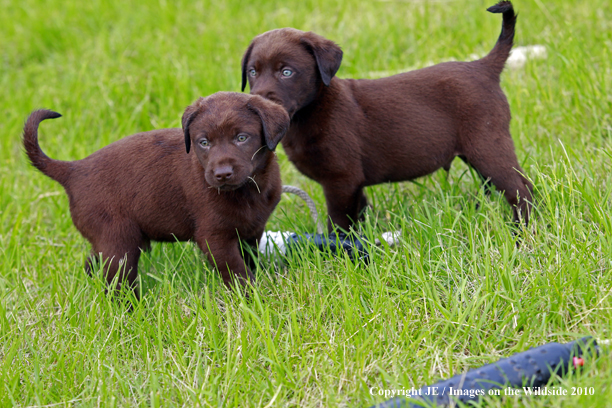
23, 109, 72, 186
481, 1, 517, 75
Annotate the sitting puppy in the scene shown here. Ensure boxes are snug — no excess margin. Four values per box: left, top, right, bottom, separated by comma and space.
241, 1, 532, 232
23, 92, 289, 295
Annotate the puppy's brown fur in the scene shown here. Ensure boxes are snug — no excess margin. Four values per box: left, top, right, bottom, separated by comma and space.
23, 92, 289, 295
242, 1, 532, 231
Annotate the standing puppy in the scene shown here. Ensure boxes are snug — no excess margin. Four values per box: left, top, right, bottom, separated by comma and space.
23, 92, 289, 295
241, 1, 532, 232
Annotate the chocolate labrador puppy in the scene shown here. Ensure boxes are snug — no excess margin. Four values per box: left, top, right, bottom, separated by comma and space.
241, 1, 532, 232
23, 92, 289, 296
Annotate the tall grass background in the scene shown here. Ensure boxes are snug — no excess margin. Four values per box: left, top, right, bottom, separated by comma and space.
1, 0, 611, 406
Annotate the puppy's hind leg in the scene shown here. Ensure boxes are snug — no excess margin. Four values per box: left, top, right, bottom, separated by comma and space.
463, 133, 533, 227
86, 223, 144, 299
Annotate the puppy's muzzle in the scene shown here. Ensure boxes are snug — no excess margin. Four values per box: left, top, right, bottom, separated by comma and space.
253, 90, 279, 104
255, 93, 297, 118
208, 165, 249, 191
214, 165, 234, 183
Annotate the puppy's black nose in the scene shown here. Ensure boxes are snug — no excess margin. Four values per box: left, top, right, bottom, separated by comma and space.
214, 166, 234, 182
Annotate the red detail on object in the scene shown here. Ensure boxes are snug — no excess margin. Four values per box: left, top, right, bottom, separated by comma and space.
573, 357, 584, 367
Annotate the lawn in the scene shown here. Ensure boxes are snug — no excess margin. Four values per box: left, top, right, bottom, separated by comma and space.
1, 0, 611, 406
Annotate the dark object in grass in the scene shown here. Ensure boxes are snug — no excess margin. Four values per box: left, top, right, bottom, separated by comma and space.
370, 336, 599, 408
286, 232, 369, 262
241, 1, 533, 232
22, 92, 289, 296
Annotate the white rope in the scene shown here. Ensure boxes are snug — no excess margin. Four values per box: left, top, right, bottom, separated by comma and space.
281, 185, 324, 234
279, 185, 401, 247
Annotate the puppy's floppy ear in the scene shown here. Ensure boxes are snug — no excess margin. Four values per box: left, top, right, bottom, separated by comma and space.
300, 32, 343, 86
182, 99, 203, 154
247, 96, 290, 151
241, 42, 255, 92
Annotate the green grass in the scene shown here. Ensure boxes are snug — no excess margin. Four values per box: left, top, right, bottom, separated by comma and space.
1, 0, 612, 406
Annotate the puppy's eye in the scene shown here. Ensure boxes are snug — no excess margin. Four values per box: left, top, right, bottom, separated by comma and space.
249, 69, 257, 77
237, 134, 248, 143
199, 139, 210, 147
281, 69, 293, 77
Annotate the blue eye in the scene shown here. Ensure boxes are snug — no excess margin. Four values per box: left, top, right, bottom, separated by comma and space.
282, 69, 293, 77
199, 139, 209, 147
237, 134, 248, 143
249, 69, 257, 77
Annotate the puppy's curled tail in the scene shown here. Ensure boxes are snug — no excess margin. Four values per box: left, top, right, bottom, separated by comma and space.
482, 1, 517, 76
23, 109, 72, 186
